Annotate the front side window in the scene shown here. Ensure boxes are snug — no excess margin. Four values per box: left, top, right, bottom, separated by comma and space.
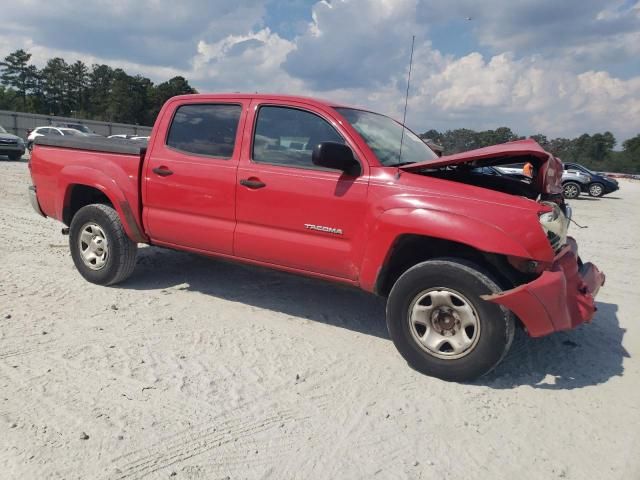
167, 104, 242, 158
253, 106, 344, 168
335, 108, 437, 167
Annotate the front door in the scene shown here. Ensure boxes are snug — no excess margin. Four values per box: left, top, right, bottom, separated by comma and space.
143, 101, 248, 254
235, 103, 369, 280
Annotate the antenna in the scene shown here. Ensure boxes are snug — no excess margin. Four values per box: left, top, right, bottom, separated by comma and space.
398, 34, 415, 164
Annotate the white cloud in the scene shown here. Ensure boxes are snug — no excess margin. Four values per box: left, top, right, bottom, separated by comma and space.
190, 28, 303, 91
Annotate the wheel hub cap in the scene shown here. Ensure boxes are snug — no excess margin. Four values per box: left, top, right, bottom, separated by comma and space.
409, 288, 481, 360
431, 307, 460, 335
79, 223, 109, 270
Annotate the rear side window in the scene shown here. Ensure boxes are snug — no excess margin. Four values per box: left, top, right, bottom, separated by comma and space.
252, 106, 344, 168
166, 104, 242, 159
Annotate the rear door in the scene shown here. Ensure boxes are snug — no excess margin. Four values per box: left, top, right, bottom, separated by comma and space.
234, 101, 369, 280
143, 100, 249, 254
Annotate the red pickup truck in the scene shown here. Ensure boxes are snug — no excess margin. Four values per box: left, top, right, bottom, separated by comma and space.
28, 93, 605, 381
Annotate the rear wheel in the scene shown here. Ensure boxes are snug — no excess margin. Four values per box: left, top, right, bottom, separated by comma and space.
563, 181, 581, 199
386, 259, 515, 382
588, 182, 604, 197
69, 204, 137, 285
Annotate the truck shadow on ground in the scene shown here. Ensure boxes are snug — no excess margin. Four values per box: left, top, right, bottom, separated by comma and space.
125, 246, 627, 390
127, 245, 389, 339
482, 301, 628, 389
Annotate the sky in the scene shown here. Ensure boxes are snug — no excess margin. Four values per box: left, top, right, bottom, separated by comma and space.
1, 0, 639, 141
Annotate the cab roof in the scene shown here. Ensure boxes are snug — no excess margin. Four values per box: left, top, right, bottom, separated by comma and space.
170, 93, 354, 110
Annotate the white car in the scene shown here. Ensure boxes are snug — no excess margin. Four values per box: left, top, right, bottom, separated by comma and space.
27, 127, 87, 150
108, 134, 137, 139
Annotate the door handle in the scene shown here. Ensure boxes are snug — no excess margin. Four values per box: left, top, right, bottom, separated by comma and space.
239, 178, 266, 189
152, 166, 173, 177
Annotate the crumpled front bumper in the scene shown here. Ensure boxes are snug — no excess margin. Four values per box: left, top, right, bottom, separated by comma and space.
482, 237, 605, 337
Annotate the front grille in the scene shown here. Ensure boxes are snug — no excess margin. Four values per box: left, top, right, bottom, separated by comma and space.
0, 139, 18, 145
547, 231, 562, 252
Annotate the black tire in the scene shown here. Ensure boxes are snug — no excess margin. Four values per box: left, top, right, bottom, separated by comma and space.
69, 204, 137, 285
588, 182, 604, 197
8, 152, 22, 161
562, 181, 581, 199
386, 259, 515, 382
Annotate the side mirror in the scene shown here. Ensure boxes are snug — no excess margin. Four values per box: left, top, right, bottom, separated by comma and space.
312, 142, 361, 176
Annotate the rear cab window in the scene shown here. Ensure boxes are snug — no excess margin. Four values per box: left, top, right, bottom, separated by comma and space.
166, 104, 242, 159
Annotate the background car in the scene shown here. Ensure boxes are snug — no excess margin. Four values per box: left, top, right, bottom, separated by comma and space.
561, 168, 591, 199
495, 163, 526, 176
54, 122, 101, 136
27, 127, 88, 151
0, 125, 26, 161
564, 162, 619, 197
108, 134, 137, 139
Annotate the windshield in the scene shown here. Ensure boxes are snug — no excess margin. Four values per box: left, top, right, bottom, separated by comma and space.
335, 108, 438, 166
0, 126, 7, 134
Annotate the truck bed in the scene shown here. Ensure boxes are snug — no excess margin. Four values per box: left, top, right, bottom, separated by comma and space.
30, 136, 146, 242
34, 135, 147, 155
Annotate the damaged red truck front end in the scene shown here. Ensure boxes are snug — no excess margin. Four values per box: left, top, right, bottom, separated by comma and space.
483, 237, 605, 337
400, 139, 606, 338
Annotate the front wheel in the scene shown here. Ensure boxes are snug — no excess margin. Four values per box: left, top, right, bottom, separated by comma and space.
69, 204, 138, 285
563, 181, 581, 199
588, 182, 604, 197
386, 259, 515, 382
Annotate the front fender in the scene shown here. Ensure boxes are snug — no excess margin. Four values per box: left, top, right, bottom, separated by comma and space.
359, 207, 553, 292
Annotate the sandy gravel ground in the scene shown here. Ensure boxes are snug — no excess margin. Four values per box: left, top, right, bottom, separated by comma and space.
1, 159, 639, 480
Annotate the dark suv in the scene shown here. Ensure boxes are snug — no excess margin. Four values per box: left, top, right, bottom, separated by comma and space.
563, 163, 619, 197
0, 125, 26, 160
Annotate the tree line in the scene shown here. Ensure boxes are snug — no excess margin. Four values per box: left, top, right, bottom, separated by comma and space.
0, 49, 196, 126
421, 127, 640, 174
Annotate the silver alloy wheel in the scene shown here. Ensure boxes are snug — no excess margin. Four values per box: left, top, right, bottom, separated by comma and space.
408, 288, 481, 360
563, 183, 579, 198
589, 183, 603, 196
78, 223, 109, 270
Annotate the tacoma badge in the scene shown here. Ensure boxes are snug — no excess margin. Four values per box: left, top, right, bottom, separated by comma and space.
304, 224, 343, 235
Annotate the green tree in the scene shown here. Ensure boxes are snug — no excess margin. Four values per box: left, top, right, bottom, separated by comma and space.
529, 134, 549, 150
0, 85, 18, 110
106, 70, 152, 124
24, 65, 45, 113
68, 60, 89, 114
41, 57, 70, 115
0, 49, 35, 109
149, 76, 197, 121
87, 64, 114, 120
622, 134, 640, 155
